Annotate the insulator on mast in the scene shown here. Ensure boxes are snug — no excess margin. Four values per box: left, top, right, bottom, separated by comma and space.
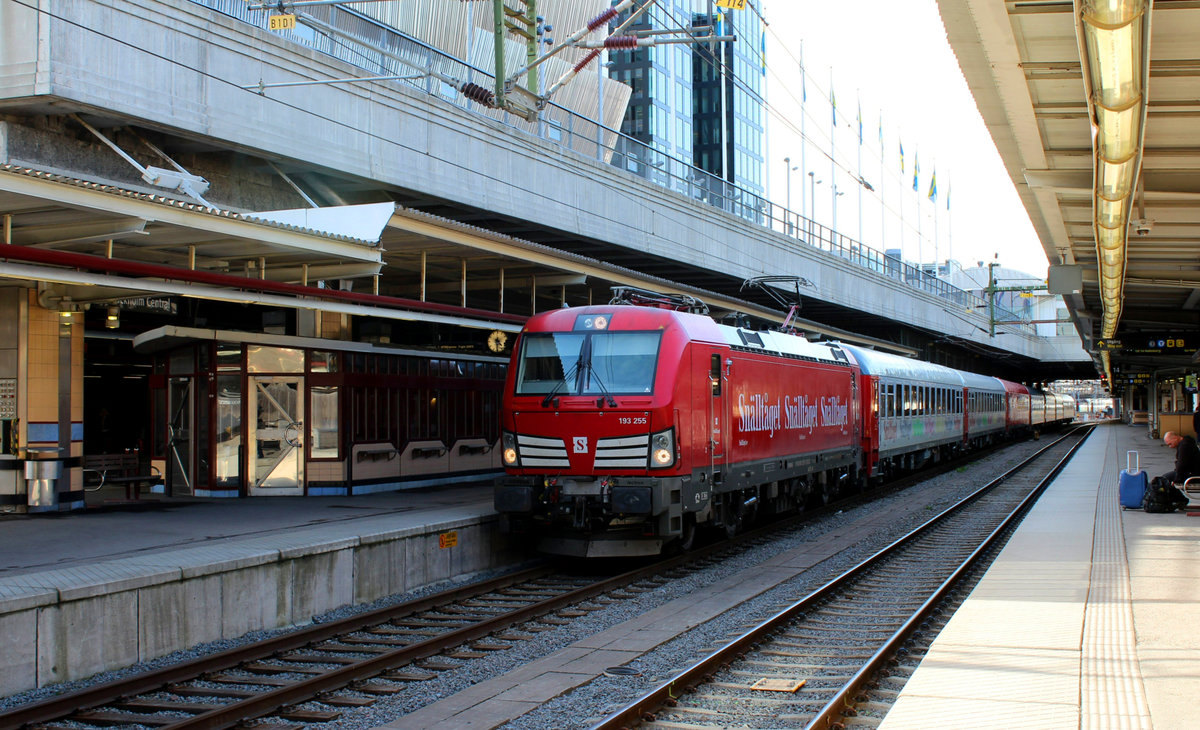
573, 48, 602, 74
459, 82, 496, 107
586, 6, 621, 32
604, 36, 639, 49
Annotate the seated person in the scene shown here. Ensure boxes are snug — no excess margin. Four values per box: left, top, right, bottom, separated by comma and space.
1161, 431, 1200, 484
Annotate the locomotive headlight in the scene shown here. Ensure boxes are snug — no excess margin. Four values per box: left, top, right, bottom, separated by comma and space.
502, 432, 519, 467
650, 428, 675, 468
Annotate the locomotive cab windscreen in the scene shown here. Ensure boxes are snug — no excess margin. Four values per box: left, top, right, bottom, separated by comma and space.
515, 318, 662, 397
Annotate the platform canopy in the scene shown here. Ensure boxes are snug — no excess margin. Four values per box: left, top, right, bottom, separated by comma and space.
0, 164, 384, 308
939, 0, 1200, 385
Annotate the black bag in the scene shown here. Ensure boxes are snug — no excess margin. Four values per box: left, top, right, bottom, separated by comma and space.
1143, 477, 1188, 513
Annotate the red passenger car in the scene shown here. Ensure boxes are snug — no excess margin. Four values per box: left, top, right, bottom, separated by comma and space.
999, 378, 1032, 434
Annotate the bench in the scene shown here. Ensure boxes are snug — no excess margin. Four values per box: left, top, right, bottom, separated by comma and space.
1178, 476, 1200, 515
83, 453, 162, 500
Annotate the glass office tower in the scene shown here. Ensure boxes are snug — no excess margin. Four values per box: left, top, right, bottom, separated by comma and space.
607, 1, 765, 196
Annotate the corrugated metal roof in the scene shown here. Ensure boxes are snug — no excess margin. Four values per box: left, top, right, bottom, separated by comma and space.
0, 163, 381, 247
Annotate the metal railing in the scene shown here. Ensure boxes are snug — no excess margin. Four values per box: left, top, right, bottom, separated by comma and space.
200, 0, 1030, 334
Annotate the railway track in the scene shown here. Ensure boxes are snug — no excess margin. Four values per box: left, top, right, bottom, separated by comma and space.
0, 566, 647, 729
0, 525, 777, 729
591, 426, 1092, 730
0, 434, 1070, 730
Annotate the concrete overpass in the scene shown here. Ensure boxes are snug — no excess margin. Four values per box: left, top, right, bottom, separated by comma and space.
0, 0, 1091, 379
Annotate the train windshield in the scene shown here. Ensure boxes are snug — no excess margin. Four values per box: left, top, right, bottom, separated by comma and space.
515, 331, 662, 395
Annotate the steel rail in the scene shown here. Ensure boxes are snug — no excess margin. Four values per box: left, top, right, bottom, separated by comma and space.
0, 506, 768, 730
0, 432, 1071, 729
0, 566, 557, 729
590, 426, 1092, 730
802, 425, 1093, 729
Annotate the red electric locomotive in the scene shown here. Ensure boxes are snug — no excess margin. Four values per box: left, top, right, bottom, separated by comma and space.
494, 289, 862, 557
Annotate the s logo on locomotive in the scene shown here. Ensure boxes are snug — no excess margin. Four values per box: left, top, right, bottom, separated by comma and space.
573, 436, 588, 453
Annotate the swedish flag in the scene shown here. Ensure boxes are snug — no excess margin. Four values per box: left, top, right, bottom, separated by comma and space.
912, 155, 919, 192
928, 170, 938, 202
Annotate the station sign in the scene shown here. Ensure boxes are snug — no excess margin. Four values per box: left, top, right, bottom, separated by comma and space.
1123, 334, 1190, 355
119, 297, 178, 315
1125, 373, 1152, 384
1096, 335, 1192, 354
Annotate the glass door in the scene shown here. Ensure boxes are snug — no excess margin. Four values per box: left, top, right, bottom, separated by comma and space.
167, 377, 193, 496
248, 376, 304, 495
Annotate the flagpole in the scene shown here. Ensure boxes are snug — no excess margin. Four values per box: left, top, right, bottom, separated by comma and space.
934, 182, 939, 272
879, 111, 885, 252
800, 42, 807, 236
857, 93, 863, 244
947, 181, 953, 265
899, 138, 905, 263
915, 148, 922, 272
830, 66, 836, 242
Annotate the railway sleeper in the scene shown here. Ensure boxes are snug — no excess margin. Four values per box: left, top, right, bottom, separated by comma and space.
276, 709, 341, 722
74, 710, 176, 727
316, 694, 376, 708
207, 672, 295, 686
167, 685, 260, 699
112, 699, 221, 714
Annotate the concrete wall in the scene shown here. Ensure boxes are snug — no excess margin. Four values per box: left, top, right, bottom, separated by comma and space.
0, 513, 519, 696
0, 0, 1082, 363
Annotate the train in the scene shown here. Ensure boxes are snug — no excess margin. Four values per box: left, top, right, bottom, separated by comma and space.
493, 290, 1075, 557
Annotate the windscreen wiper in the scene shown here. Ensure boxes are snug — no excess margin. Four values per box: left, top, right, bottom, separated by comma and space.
541, 360, 580, 408
584, 362, 618, 408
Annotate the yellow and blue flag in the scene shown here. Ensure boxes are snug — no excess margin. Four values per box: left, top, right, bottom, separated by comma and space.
912, 154, 919, 192
928, 169, 938, 202
899, 140, 904, 174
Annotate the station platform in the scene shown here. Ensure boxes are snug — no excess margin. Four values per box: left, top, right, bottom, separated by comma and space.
0, 484, 519, 698
880, 421, 1200, 730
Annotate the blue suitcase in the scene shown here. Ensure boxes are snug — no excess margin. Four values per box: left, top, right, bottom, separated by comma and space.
1119, 450, 1147, 509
